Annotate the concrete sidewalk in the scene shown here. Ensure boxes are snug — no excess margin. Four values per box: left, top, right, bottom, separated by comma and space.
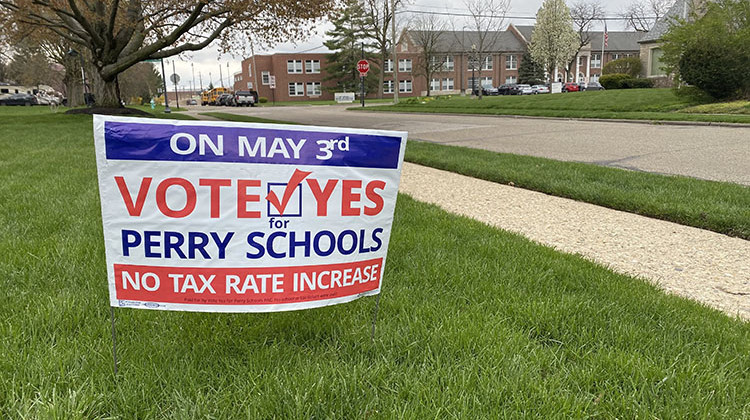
399, 163, 750, 320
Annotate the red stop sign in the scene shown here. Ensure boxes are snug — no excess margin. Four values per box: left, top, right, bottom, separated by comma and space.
357, 59, 370, 76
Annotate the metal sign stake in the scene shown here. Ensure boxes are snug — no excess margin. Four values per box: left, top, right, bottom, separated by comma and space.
110, 306, 119, 375
370, 293, 381, 342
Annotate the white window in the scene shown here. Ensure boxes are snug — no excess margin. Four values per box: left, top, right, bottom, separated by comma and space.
305, 60, 320, 74
430, 78, 440, 91
247, 82, 253, 89
288, 82, 304, 96
649, 48, 665, 76
385, 59, 393, 73
443, 56, 454, 71
505, 55, 517, 70
399, 79, 412, 93
430, 56, 440, 69
442, 78, 454, 90
481, 56, 493, 71
287, 60, 303, 74
247, 63, 252, 75
590, 73, 600, 82
384, 80, 394, 93
505, 75, 517, 84
591, 53, 601, 68
398, 59, 412, 72
481, 77, 493, 88
306, 82, 321, 96
261, 71, 270, 85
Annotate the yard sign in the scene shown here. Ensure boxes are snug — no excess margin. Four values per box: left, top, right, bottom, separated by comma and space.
93, 115, 407, 312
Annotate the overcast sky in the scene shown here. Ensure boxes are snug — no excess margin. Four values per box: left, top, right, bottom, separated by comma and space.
169, 0, 641, 91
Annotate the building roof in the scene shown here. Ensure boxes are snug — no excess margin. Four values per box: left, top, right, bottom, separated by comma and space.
514, 25, 643, 51
639, 0, 689, 43
406, 30, 527, 53
406, 25, 642, 54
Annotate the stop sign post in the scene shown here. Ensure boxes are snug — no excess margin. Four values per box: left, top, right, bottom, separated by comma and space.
357, 59, 369, 108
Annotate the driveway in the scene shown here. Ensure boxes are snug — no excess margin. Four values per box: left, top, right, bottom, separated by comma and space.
186, 104, 750, 186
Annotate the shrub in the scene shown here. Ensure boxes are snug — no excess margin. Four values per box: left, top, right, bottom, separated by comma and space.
621, 78, 654, 89
598, 73, 631, 89
602, 57, 642, 77
258, 97, 268, 103
599, 74, 654, 90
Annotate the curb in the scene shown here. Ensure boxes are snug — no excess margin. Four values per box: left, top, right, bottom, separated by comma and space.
351, 108, 750, 129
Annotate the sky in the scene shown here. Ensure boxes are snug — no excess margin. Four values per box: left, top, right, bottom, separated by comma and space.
168, 0, 639, 91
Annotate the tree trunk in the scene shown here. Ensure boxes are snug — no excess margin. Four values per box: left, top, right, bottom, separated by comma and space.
90, 69, 123, 108
378, 49, 385, 99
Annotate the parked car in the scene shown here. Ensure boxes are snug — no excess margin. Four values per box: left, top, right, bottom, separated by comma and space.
507, 84, 522, 95
234, 90, 258, 107
483, 85, 499, 96
186, 98, 198, 105
217, 93, 235, 106
562, 82, 580, 92
585, 82, 605, 91
0, 93, 38, 106
497, 84, 513, 95
531, 84, 550, 94
516, 84, 534, 95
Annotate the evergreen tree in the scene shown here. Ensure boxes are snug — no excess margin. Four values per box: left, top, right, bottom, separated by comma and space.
324, 0, 380, 94
518, 51, 545, 85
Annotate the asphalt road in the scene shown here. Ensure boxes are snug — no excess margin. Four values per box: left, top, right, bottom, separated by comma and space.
187, 104, 750, 186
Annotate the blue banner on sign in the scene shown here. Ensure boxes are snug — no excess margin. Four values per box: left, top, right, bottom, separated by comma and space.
104, 122, 402, 169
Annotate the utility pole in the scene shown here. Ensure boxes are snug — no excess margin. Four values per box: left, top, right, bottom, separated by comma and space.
250, 41, 259, 90
361, 42, 365, 108
219, 64, 224, 88
227, 62, 230, 89
390, 0, 398, 103
172, 60, 180, 108
199, 71, 203, 92
191, 63, 196, 96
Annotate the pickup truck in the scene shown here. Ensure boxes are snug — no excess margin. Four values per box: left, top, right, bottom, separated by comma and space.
234, 90, 259, 107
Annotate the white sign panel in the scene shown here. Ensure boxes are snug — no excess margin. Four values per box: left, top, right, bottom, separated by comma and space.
93, 116, 407, 312
335, 92, 355, 103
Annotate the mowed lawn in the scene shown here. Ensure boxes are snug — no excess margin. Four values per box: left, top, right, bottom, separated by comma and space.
366, 88, 750, 124
0, 108, 748, 418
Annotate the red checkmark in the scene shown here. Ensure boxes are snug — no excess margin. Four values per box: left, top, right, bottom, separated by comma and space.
266, 169, 312, 215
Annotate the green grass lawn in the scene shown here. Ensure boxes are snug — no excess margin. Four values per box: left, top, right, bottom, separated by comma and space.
365, 89, 750, 124
257, 98, 394, 107
1, 108, 749, 418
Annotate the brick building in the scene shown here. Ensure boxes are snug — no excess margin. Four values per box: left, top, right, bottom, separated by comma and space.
235, 24, 642, 101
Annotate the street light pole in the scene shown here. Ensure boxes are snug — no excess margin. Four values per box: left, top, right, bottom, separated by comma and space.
160, 58, 171, 113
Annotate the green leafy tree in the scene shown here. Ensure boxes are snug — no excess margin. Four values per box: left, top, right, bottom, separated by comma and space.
529, 0, 578, 82
602, 57, 642, 77
323, 0, 379, 94
661, 0, 750, 99
518, 51, 545, 85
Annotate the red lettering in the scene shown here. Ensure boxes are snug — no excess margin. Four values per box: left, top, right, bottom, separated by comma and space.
237, 179, 261, 218
199, 179, 232, 218
156, 178, 197, 218
364, 180, 385, 216
341, 180, 361, 216
306, 178, 339, 216
114, 176, 152, 217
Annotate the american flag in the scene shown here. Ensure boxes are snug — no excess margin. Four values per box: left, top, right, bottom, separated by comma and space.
604, 21, 609, 48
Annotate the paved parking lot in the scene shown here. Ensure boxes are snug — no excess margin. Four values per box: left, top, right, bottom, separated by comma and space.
187, 104, 750, 185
